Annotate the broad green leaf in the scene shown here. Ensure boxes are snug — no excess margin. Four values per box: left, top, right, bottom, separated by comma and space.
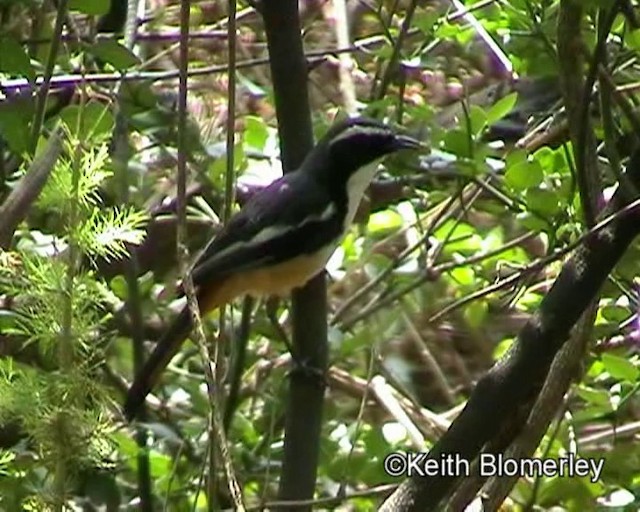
0, 37, 34, 81
244, 115, 269, 151
436, 221, 483, 253
493, 337, 514, 359
469, 105, 487, 136
109, 275, 128, 300
209, 142, 245, 181
450, 266, 475, 286
442, 128, 471, 158
487, 92, 518, 124
0, 310, 21, 332
526, 188, 559, 216
576, 386, 612, 408
517, 211, 548, 231
367, 210, 403, 233
59, 101, 115, 141
628, 29, 640, 51
88, 40, 140, 70
112, 432, 139, 463
601, 353, 639, 382
148, 450, 173, 478
505, 159, 543, 190
138, 271, 155, 297
601, 304, 629, 323
587, 359, 605, 379
414, 8, 440, 34
0, 98, 32, 154
506, 148, 527, 168
69, 0, 110, 15
436, 22, 474, 44
464, 300, 488, 329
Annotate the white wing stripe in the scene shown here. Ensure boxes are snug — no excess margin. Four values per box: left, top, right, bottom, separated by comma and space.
209, 202, 337, 262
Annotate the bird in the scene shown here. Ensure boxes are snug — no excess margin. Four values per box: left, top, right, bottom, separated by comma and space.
124, 116, 422, 420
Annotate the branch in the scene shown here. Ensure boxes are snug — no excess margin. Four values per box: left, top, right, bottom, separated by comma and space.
0, 128, 63, 249
379, 150, 640, 510
261, 1, 325, 509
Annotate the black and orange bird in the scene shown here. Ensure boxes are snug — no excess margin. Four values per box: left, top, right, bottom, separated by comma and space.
124, 117, 422, 420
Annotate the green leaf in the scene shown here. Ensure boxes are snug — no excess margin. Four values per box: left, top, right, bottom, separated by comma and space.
442, 128, 471, 158
505, 159, 543, 190
576, 386, 612, 408
138, 271, 155, 297
148, 450, 173, 478
367, 210, 403, 233
69, 0, 110, 15
627, 29, 640, 51
59, 101, 115, 141
109, 275, 128, 300
88, 40, 140, 71
601, 353, 639, 382
601, 304, 629, 323
450, 266, 475, 286
506, 148, 527, 168
464, 300, 488, 329
0, 310, 21, 333
493, 337, 514, 359
525, 188, 559, 216
436, 22, 474, 44
469, 105, 487, 137
209, 142, 245, 181
435, 221, 482, 253
517, 212, 548, 231
0, 98, 33, 154
244, 115, 269, 151
0, 37, 34, 81
414, 8, 440, 34
487, 92, 518, 125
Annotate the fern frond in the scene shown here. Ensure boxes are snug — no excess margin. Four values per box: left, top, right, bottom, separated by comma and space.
77, 207, 148, 261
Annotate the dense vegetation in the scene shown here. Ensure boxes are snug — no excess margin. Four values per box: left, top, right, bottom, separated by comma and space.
1, 0, 640, 510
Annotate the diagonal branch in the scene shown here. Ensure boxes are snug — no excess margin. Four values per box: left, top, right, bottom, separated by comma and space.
0, 128, 63, 249
379, 149, 640, 510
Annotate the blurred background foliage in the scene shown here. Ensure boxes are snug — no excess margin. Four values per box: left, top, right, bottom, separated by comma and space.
0, 0, 639, 510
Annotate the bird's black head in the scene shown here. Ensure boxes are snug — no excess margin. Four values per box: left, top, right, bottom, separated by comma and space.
298, 116, 422, 227
326, 117, 419, 169
303, 117, 422, 188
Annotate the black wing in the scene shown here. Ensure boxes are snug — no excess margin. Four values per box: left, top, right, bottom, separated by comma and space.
190, 170, 344, 285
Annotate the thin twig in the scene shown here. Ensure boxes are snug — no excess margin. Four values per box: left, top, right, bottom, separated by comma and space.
333, 0, 358, 113
374, 0, 419, 101
28, 0, 68, 153
176, 0, 244, 508
113, 0, 153, 508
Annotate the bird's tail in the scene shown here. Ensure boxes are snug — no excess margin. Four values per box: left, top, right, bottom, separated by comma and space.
123, 306, 193, 421
123, 275, 245, 420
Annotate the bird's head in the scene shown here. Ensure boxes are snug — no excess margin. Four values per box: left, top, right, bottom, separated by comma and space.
304, 117, 422, 189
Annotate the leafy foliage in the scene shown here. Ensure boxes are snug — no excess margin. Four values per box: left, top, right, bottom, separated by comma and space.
0, 114, 145, 505
0, 0, 639, 510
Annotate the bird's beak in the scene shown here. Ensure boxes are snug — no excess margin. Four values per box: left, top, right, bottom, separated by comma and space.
394, 134, 426, 151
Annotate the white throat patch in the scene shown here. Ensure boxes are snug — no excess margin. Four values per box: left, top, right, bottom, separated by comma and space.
343, 158, 382, 232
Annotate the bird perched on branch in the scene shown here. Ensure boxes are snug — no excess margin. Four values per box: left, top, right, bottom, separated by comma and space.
124, 116, 422, 420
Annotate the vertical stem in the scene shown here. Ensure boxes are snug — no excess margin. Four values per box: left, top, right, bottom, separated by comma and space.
175, 2, 244, 510
53, 451, 67, 512
109, 0, 153, 508
224, 1, 237, 224
53, 84, 86, 512
29, 0, 68, 153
